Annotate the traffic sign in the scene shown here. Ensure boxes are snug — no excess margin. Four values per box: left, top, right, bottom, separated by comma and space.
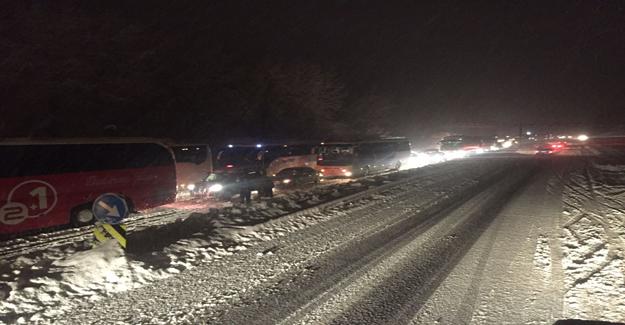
93, 222, 127, 249
92, 193, 129, 225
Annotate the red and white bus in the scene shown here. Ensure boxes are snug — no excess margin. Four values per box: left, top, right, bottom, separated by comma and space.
316, 138, 411, 178
0, 139, 177, 237
169, 144, 212, 199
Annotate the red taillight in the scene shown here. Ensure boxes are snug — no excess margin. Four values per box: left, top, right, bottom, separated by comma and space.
317, 157, 323, 161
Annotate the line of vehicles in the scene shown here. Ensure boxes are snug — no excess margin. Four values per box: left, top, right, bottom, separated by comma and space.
5, 132, 572, 238
0, 137, 411, 237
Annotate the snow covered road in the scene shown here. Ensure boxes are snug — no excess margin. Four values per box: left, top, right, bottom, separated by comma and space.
3, 152, 625, 324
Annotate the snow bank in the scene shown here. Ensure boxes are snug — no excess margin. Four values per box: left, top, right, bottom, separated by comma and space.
560, 158, 625, 322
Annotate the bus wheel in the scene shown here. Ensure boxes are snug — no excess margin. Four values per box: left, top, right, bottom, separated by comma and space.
71, 207, 95, 227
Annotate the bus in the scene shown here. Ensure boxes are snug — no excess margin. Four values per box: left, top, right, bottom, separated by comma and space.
0, 139, 177, 237
169, 143, 212, 199
439, 135, 492, 158
316, 138, 411, 178
194, 143, 317, 199
214, 143, 317, 176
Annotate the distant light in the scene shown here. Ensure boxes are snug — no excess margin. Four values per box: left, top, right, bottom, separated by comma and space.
227, 144, 233, 148
320, 142, 325, 145
282, 179, 291, 184
186, 184, 196, 191
226, 164, 234, 168
526, 131, 532, 136
578, 134, 589, 141
181, 147, 189, 151
344, 172, 353, 177
256, 144, 262, 148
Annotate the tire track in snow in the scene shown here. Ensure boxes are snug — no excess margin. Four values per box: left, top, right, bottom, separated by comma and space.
327, 166, 536, 325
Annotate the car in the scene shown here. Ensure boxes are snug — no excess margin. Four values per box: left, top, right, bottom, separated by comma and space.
193, 169, 274, 201
535, 146, 554, 155
273, 167, 319, 188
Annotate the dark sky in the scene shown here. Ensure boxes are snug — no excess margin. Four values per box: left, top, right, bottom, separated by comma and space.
273, 1, 625, 130
1, 0, 624, 141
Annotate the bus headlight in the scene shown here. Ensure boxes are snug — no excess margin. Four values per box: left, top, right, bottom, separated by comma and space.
186, 184, 196, 191
208, 184, 223, 192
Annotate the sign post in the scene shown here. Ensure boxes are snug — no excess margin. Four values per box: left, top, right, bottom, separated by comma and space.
92, 193, 129, 250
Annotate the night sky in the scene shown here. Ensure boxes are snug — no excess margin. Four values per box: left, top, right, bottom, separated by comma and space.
1, 0, 624, 143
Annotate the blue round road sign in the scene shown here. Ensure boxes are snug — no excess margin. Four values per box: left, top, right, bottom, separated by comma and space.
92, 193, 129, 224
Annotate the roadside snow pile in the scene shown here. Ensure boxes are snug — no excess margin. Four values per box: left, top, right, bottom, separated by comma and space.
0, 240, 173, 324
561, 159, 625, 322
0, 165, 449, 325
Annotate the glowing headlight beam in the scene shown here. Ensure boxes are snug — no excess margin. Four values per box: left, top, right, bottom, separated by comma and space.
208, 184, 223, 192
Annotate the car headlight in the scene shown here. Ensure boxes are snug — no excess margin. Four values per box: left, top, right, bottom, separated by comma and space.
186, 184, 196, 191
208, 183, 223, 192
344, 171, 353, 177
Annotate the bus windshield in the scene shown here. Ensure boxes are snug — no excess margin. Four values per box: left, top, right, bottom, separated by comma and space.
440, 139, 463, 151
318, 145, 354, 166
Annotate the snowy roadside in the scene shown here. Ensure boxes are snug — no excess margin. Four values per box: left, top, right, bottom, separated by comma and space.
56, 159, 513, 324
560, 152, 625, 322
0, 160, 483, 324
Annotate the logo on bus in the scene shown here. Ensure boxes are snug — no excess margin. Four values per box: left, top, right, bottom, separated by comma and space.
1, 180, 58, 225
